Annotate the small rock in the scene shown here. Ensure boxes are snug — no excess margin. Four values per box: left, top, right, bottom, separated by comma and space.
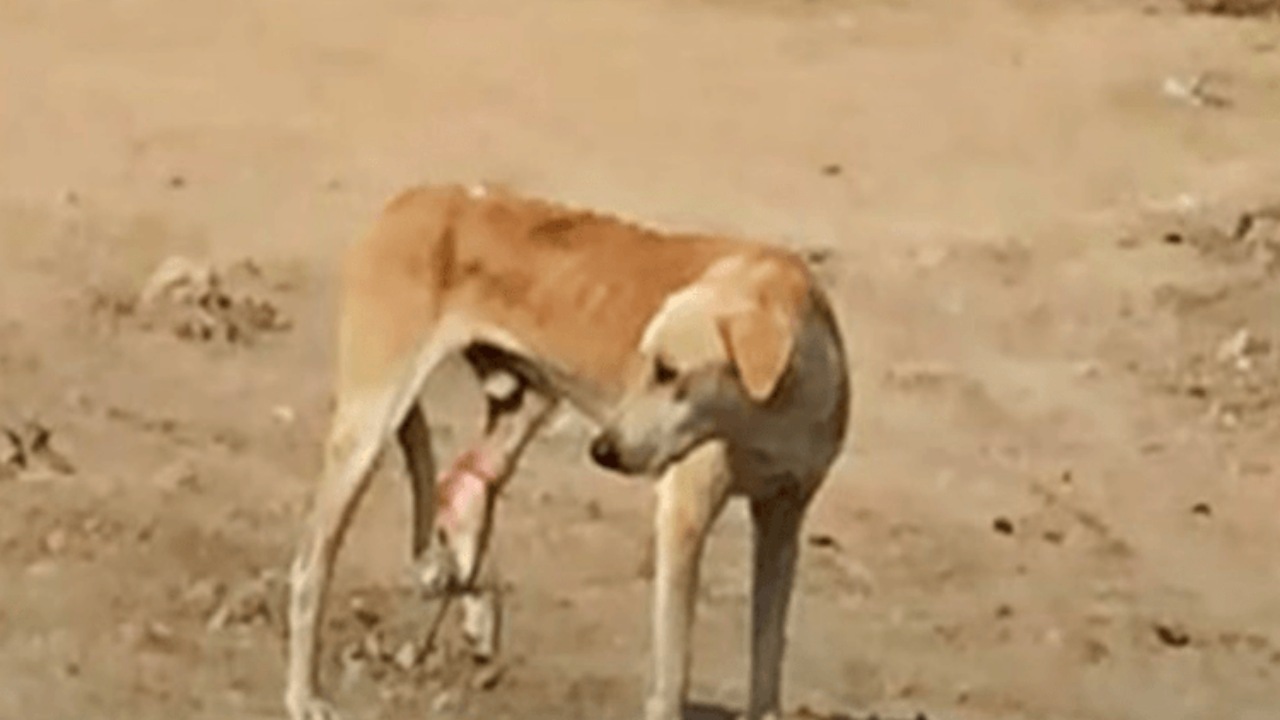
349, 596, 381, 628
153, 459, 199, 493
431, 689, 459, 713
820, 163, 843, 177
807, 533, 840, 550
1160, 74, 1230, 108
2, 421, 75, 476
1191, 502, 1213, 518
146, 621, 175, 645
271, 405, 297, 425
1154, 622, 1192, 648
992, 517, 1015, 536
182, 578, 225, 614
1216, 328, 1268, 371
167, 174, 187, 189
207, 577, 274, 630
140, 256, 215, 307
393, 641, 419, 672
471, 663, 505, 691
361, 631, 384, 661
338, 641, 366, 681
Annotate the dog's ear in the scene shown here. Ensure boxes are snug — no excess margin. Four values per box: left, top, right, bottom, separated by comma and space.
716, 300, 796, 403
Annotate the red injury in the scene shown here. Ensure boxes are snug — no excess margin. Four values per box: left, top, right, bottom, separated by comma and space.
435, 449, 498, 531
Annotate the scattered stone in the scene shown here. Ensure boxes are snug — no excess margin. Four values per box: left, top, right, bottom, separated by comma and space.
361, 630, 385, 662
807, 533, 841, 550
271, 405, 298, 426
349, 596, 381, 628
821, 163, 843, 177
124, 620, 178, 652
152, 459, 199, 493
431, 689, 460, 714
1154, 622, 1192, 648
136, 256, 291, 345
992, 517, 1015, 536
207, 575, 276, 630
1216, 328, 1269, 371
182, 578, 225, 615
470, 662, 505, 691
1160, 73, 1231, 109
140, 256, 216, 307
338, 641, 366, 685
1, 420, 75, 479
393, 640, 419, 672
1042, 529, 1066, 545
1191, 501, 1213, 518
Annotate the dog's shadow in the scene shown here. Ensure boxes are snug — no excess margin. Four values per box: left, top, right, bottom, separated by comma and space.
686, 704, 738, 720
686, 703, 871, 720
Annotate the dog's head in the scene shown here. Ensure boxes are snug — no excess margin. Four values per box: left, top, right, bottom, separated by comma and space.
589, 255, 808, 476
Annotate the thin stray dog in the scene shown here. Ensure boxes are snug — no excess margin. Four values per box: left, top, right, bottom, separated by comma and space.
285, 183, 851, 720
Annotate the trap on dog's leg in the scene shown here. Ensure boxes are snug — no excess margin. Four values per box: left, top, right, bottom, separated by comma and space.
405, 367, 557, 659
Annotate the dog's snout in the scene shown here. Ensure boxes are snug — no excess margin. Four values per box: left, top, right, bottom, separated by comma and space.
589, 433, 622, 470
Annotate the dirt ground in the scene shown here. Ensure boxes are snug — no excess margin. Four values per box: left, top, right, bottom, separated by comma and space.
2, 0, 1280, 719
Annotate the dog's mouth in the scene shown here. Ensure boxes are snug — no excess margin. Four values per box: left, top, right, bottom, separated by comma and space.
588, 431, 703, 478
588, 431, 642, 475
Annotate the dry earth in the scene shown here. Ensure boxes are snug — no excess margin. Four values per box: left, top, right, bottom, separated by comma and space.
2, 0, 1280, 719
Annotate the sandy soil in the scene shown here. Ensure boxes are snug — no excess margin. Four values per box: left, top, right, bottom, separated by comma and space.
2, 0, 1280, 719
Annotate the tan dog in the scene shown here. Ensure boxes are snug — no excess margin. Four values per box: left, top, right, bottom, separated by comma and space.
285, 183, 851, 720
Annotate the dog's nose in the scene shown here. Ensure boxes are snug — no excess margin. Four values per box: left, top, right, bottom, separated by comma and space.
589, 433, 622, 470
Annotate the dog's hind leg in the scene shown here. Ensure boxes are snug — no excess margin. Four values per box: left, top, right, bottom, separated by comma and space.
404, 363, 557, 660
398, 402, 439, 569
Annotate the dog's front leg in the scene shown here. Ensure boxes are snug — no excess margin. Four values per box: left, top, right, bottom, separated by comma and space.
646, 442, 731, 720
746, 486, 810, 720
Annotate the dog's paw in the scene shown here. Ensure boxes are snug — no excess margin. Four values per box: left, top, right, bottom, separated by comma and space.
462, 592, 499, 661
412, 542, 457, 598
285, 693, 343, 720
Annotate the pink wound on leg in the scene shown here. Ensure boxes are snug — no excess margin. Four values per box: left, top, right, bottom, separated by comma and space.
436, 450, 495, 531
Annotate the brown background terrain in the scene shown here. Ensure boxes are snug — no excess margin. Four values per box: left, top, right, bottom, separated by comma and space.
2, 0, 1280, 719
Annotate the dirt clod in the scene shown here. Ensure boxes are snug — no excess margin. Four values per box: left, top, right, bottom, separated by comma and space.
135, 256, 290, 345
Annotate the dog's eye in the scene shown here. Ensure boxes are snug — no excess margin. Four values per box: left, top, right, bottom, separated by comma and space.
653, 358, 678, 385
